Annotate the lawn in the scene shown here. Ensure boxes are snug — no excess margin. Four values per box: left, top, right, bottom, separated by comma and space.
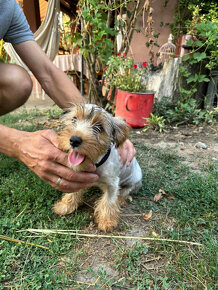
0, 108, 217, 289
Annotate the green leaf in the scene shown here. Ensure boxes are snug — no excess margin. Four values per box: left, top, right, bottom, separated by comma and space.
186, 75, 196, 84
195, 40, 204, 47
186, 39, 194, 46
198, 75, 210, 82
193, 52, 207, 62
182, 54, 190, 62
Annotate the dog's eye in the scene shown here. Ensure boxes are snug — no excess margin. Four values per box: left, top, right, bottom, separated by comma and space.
72, 117, 77, 123
93, 124, 103, 133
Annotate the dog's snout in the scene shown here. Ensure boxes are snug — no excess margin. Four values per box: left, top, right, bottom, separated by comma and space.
70, 136, 82, 148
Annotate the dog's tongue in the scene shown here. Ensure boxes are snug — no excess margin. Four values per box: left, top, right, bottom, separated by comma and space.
68, 151, 85, 166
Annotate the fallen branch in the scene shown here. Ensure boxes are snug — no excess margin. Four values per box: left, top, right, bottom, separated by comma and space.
19, 229, 203, 247
0, 234, 49, 250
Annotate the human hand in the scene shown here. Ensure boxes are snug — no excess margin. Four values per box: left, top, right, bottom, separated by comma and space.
16, 129, 98, 192
117, 139, 136, 167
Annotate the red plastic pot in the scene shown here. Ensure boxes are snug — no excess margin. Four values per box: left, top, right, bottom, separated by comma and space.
115, 89, 155, 127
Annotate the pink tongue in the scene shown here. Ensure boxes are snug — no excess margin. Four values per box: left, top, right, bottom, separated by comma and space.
68, 151, 85, 166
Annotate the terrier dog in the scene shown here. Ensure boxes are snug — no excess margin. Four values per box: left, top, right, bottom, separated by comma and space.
53, 104, 142, 232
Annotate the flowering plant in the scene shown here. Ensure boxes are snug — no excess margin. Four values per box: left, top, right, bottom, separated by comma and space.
104, 53, 149, 93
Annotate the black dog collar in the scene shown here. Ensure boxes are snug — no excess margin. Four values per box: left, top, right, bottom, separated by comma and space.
95, 146, 111, 168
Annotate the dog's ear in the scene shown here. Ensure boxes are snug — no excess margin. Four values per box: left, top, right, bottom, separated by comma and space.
112, 117, 129, 147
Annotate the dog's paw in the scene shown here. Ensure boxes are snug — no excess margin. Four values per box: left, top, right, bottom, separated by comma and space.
52, 201, 78, 216
97, 219, 118, 232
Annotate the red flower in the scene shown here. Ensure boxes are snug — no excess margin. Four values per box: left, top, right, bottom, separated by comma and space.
117, 53, 121, 57
104, 66, 107, 71
121, 52, 126, 57
133, 64, 138, 69
142, 62, 147, 67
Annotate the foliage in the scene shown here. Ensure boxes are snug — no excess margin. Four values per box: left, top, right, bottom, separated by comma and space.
68, 0, 147, 105
171, 0, 215, 41
0, 40, 8, 63
166, 98, 217, 126
184, 5, 218, 71
104, 53, 149, 93
143, 113, 167, 132
152, 96, 174, 117
177, 5, 217, 100
166, 4, 218, 126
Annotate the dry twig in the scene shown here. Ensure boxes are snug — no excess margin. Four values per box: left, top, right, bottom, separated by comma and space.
19, 229, 203, 247
0, 234, 49, 250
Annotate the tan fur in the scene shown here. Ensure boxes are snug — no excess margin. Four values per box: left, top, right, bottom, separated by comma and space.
53, 104, 130, 232
94, 193, 121, 232
53, 191, 83, 215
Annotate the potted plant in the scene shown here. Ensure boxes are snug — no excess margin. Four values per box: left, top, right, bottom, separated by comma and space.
104, 53, 155, 127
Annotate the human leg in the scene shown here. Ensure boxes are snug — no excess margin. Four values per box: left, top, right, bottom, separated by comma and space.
0, 63, 33, 115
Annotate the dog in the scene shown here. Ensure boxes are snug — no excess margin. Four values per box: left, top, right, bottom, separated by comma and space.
53, 104, 142, 232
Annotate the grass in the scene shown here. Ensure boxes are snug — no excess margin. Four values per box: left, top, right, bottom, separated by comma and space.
0, 108, 217, 289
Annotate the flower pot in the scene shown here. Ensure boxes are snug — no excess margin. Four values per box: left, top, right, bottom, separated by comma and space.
115, 89, 155, 127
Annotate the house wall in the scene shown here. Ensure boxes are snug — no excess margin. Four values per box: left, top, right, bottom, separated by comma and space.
129, 0, 178, 64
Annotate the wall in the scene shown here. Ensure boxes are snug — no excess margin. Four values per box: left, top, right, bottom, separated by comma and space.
129, 0, 178, 64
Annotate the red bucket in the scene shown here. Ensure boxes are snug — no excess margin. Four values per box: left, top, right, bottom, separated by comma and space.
115, 89, 155, 127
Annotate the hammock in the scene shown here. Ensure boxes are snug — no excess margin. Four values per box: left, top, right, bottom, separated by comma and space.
4, 0, 60, 71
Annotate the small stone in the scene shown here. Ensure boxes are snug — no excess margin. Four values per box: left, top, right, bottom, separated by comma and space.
195, 142, 207, 149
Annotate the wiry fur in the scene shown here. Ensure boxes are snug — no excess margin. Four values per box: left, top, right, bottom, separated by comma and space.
53, 104, 142, 232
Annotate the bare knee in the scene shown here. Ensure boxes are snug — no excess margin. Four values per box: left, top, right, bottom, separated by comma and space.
1, 63, 33, 99
0, 63, 33, 114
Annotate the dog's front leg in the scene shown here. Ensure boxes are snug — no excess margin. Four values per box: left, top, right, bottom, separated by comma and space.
53, 191, 84, 216
94, 181, 120, 232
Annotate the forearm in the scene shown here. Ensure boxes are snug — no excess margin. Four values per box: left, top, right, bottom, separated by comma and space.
14, 41, 86, 109
0, 124, 24, 159
37, 65, 85, 109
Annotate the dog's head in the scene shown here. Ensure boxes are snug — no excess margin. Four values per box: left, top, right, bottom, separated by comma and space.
58, 104, 129, 167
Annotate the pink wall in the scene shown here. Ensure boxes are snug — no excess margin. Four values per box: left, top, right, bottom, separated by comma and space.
128, 0, 178, 64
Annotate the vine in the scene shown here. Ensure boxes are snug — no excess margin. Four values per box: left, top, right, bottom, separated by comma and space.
153, 3, 218, 126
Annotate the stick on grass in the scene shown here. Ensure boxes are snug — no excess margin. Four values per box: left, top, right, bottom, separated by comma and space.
0, 234, 49, 250
19, 229, 203, 247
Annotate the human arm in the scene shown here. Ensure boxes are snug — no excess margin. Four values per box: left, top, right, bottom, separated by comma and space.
13, 40, 84, 109
0, 124, 98, 192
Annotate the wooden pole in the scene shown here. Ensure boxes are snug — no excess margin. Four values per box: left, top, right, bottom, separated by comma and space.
23, 0, 41, 33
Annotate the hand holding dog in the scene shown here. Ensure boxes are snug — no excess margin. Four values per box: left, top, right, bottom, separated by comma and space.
16, 129, 99, 192
118, 139, 136, 167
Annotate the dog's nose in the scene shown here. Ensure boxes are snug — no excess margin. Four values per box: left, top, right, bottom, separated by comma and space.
70, 136, 82, 148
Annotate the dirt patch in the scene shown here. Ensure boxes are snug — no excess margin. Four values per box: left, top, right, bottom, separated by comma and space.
131, 124, 218, 173
71, 203, 158, 288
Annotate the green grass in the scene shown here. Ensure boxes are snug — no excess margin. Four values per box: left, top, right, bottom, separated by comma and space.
0, 108, 217, 289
